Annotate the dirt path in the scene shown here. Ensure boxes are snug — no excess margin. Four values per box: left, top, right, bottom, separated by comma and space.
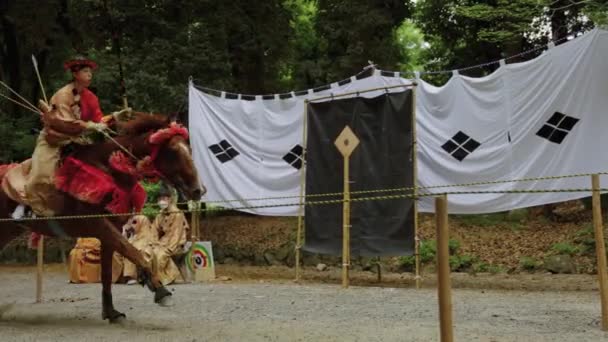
0, 266, 607, 341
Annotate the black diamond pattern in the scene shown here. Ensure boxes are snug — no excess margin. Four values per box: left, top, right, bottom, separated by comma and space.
442, 131, 481, 162
536, 125, 553, 139
547, 112, 565, 126
452, 148, 469, 162
558, 116, 579, 130
549, 129, 568, 144
452, 131, 469, 144
209, 140, 239, 163
462, 138, 481, 153
441, 140, 458, 154
536, 111, 579, 144
283, 145, 305, 170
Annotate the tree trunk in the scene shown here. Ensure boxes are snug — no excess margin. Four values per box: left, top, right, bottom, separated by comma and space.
1, 14, 22, 118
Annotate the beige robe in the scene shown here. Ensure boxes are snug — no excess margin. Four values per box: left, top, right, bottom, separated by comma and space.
68, 238, 122, 283
151, 203, 189, 285
25, 84, 89, 216
122, 215, 158, 279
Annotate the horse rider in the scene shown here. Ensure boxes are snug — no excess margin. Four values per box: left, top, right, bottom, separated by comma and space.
12, 55, 132, 219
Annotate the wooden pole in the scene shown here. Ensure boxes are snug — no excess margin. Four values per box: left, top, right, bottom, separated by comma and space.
295, 100, 309, 282
36, 235, 44, 303
436, 194, 453, 342
334, 126, 359, 289
309, 83, 416, 103
411, 86, 421, 289
342, 156, 351, 288
591, 174, 608, 330
190, 201, 200, 241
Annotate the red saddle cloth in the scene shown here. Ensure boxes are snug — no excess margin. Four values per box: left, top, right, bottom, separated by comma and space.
54, 157, 146, 215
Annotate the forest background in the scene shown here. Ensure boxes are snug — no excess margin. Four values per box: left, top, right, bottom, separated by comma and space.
0, 0, 606, 163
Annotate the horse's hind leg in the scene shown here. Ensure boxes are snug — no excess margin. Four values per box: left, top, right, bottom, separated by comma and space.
100, 243, 125, 323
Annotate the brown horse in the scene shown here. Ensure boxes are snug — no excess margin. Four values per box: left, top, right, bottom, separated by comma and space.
0, 113, 204, 323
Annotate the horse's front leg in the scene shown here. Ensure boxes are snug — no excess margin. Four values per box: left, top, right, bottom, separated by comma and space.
100, 218, 173, 307
101, 243, 125, 323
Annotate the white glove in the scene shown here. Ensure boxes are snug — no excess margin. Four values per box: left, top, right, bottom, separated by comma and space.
86, 122, 108, 132
111, 107, 133, 121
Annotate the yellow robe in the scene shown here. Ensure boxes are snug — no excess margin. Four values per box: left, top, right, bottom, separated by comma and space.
25, 84, 89, 216
122, 215, 158, 279
151, 204, 189, 285
68, 238, 122, 283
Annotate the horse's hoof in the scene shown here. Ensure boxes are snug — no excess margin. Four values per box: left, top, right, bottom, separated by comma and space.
158, 295, 174, 307
109, 314, 127, 325
104, 310, 127, 324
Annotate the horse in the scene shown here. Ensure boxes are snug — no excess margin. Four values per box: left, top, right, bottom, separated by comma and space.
0, 113, 205, 323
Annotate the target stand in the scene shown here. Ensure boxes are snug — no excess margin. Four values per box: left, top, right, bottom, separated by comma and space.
184, 241, 216, 282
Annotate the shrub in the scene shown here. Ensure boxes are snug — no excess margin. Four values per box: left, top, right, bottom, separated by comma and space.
519, 256, 540, 271
449, 254, 475, 271
550, 242, 579, 256
419, 240, 437, 263
448, 239, 461, 255
397, 255, 415, 272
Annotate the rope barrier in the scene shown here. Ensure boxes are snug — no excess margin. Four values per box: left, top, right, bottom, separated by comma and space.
167, 169, 608, 208
3, 186, 607, 223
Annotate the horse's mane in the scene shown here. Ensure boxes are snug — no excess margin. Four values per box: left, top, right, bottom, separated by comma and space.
116, 112, 171, 136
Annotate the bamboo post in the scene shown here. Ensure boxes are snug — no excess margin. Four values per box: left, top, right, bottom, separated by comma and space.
190, 201, 200, 241
435, 194, 453, 342
295, 100, 309, 282
411, 85, 421, 289
335, 126, 359, 289
342, 156, 351, 288
36, 235, 44, 303
591, 174, 608, 330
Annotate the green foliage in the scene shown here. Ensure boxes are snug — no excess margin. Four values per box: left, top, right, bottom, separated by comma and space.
448, 239, 460, 255
550, 242, 579, 256
395, 19, 425, 73
419, 239, 437, 263
455, 213, 506, 227
414, 0, 599, 85
573, 225, 608, 256
519, 256, 541, 271
397, 255, 415, 272
449, 254, 475, 271
399, 240, 470, 272
584, 1, 608, 27
141, 181, 161, 219
314, 0, 413, 82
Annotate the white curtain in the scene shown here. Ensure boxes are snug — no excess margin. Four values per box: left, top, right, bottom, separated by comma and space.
189, 28, 608, 215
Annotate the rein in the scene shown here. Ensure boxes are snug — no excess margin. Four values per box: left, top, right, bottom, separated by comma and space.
105, 122, 189, 182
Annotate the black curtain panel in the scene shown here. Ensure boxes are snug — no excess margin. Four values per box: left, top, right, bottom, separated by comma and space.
304, 90, 415, 256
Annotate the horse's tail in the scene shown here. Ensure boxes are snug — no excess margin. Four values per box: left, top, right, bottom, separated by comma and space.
0, 163, 18, 181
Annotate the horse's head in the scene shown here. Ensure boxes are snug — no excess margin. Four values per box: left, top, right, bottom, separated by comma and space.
118, 113, 206, 201
153, 131, 206, 201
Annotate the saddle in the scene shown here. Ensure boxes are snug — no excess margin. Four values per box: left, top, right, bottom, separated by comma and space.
0, 142, 86, 209
1, 147, 148, 216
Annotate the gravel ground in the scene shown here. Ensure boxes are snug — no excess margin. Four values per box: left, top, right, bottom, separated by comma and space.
0, 270, 607, 342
